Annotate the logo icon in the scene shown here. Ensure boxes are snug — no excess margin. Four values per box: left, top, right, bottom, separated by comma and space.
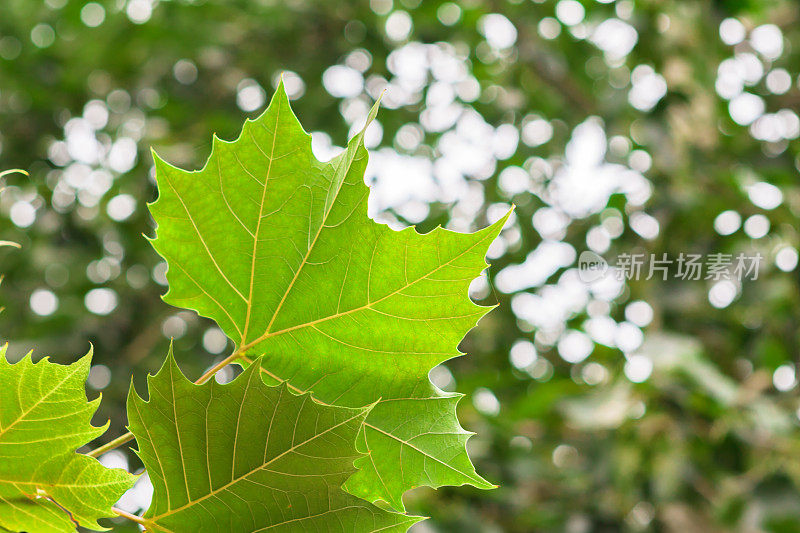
578, 251, 608, 282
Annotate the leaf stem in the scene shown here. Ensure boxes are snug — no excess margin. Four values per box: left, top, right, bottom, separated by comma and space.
86, 431, 135, 458
194, 348, 244, 385
113, 506, 147, 525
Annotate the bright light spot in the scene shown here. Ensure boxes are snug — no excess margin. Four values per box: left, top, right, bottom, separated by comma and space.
533, 207, 570, 240
479, 13, 517, 49
628, 150, 651, 173
582, 362, 608, 385
214, 367, 234, 384
496, 240, 575, 292
585, 315, 615, 345
586, 226, 610, 253
552, 444, 578, 468
161, 315, 187, 339
456, 77, 480, 102
152, 262, 168, 285
83, 100, 108, 130
743, 214, 769, 239
629, 65, 667, 111
630, 211, 659, 240
30, 289, 58, 316
126, 0, 153, 24
88, 365, 112, 390
493, 123, 519, 160
624, 354, 653, 383
85, 288, 118, 315
173, 59, 198, 85
498, 166, 529, 196
107, 89, 131, 113
555, 0, 585, 26
473, 387, 500, 416
510, 435, 533, 450
97, 450, 127, 473
0, 38, 21, 63
538, 17, 561, 40
10, 201, 36, 228
609, 136, 631, 156
322, 65, 363, 98
81, 3, 105, 27
522, 116, 553, 147
715, 61, 744, 100
716, 54, 763, 99
747, 182, 782, 210
437, 3, 461, 26
510, 340, 537, 370
348, 50, 373, 74
736, 53, 764, 85
429, 365, 454, 390
766, 69, 792, 94
750, 24, 783, 60
558, 330, 593, 364
591, 19, 638, 61
370, 0, 392, 15
31, 24, 55, 48
203, 327, 228, 354
385, 10, 413, 42
108, 137, 138, 173
615, 321, 643, 352
126, 265, 148, 289
310, 131, 343, 162
86, 258, 119, 284
116, 472, 153, 513
708, 280, 737, 308
773, 364, 796, 391
469, 273, 490, 300
395, 123, 424, 151
775, 247, 798, 272
280, 71, 305, 100
714, 210, 741, 235
728, 92, 765, 126
719, 18, 745, 45
236, 79, 266, 112
603, 213, 625, 238
751, 110, 800, 142
107, 194, 136, 222
487, 203, 514, 226
625, 300, 653, 327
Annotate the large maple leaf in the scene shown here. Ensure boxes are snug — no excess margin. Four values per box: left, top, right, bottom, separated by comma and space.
127, 349, 419, 531
148, 81, 506, 510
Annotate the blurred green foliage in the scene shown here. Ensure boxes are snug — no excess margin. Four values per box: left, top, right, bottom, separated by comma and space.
1, 0, 800, 531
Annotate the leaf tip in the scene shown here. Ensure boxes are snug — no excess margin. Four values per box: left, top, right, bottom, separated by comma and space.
154, 343, 188, 385
149, 146, 166, 167
273, 75, 290, 105
126, 373, 144, 407
81, 343, 95, 364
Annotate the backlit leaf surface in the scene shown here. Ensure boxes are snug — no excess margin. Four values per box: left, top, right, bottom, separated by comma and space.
127, 350, 419, 532
149, 81, 505, 509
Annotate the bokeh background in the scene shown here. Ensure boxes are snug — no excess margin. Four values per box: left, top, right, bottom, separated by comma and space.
2, 0, 800, 531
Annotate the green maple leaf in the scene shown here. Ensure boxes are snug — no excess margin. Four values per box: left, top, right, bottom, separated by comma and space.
127, 349, 420, 532
0, 345, 135, 533
148, 81, 505, 510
